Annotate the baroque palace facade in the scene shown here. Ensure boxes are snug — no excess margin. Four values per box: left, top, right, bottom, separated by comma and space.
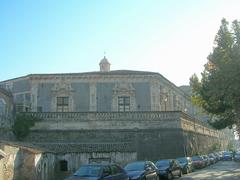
0, 57, 229, 180
0, 57, 193, 114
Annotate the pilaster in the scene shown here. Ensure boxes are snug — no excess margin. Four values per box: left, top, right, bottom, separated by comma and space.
89, 83, 97, 111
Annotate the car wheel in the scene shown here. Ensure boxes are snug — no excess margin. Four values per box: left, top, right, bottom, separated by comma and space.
167, 172, 173, 180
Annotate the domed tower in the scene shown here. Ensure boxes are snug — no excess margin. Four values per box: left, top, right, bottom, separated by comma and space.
99, 56, 111, 72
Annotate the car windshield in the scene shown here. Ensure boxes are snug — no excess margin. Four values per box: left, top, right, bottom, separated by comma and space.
176, 157, 187, 163
74, 165, 101, 177
155, 160, 170, 166
223, 152, 232, 156
192, 156, 201, 161
124, 162, 144, 171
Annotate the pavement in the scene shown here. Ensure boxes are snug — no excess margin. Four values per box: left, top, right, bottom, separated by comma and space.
179, 161, 240, 180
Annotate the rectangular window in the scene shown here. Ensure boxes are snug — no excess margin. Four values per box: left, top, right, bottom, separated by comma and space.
56, 97, 69, 112
118, 96, 130, 112
37, 106, 42, 112
16, 104, 24, 112
59, 160, 68, 171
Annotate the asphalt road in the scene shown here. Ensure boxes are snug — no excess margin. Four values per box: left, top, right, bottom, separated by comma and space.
179, 161, 240, 180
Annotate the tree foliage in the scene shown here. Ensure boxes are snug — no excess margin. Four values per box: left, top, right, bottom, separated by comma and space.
190, 18, 240, 134
13, 113, 41, 140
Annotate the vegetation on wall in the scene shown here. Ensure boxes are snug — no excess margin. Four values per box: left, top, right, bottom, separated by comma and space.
211, 142, 221, 152
13, 113, 41, 140
190, 18, 240, 135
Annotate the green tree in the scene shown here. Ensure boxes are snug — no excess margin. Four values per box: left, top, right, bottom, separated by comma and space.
190, 18, 240, 134
13, 113, 41, 140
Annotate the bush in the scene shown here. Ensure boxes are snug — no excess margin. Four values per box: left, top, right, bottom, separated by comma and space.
13, 114, 41, 140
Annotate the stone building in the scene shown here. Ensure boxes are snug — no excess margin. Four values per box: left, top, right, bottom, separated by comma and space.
0, 57, 194, 114
0, 57, 229, 179
0, 141, 136, 180
0, 88, 14, 140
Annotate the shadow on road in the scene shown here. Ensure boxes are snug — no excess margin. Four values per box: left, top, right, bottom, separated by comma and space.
179, 161, 240, 180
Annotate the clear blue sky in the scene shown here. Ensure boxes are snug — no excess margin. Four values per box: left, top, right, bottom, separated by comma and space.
1, 0, 239, 86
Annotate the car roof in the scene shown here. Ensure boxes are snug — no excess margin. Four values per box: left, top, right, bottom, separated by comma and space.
82, 163, 118, 167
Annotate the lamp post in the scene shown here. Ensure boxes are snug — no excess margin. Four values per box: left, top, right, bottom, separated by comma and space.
184, 108, 187, 113
164, 97, 168, 111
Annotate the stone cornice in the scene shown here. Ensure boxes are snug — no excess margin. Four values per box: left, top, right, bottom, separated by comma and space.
0, 71, 189, 98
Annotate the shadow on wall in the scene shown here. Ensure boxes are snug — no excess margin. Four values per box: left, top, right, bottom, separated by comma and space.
12, 150, 38, 180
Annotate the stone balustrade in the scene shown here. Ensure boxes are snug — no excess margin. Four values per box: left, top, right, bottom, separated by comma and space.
24, 111, 181, 121
180, 113, 220, 137
22, 111, 220, 137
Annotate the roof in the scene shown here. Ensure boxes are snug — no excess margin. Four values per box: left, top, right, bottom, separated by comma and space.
0, 70, 159, 82
0, 149, 6, 157
30, 70, 159, 76
31, 142, 136, 153
0, 70, 190, 97
0, 141, 44, 154
0, 141, 136, 154
99, 56, 110, 65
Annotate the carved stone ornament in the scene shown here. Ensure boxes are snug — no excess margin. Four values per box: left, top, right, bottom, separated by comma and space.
51, 82, 75, 111
112, 83, 136, 111
112, 83, 135, 96
51, 82, 74, 94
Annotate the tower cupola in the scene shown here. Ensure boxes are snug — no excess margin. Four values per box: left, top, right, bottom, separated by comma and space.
99, 56, 111, 72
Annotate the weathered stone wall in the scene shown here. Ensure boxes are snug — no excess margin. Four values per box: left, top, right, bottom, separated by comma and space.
3, 111, 228, 179
0, 144, 37, 180
25, 128, 183, 161
25, 128, 223, 162
0, 89, 14, 125
0, 128, 15, 141
0, 142, 137, 180
0, 88, 14, 141
182, 131, 227, 156
23, 111, 225, 161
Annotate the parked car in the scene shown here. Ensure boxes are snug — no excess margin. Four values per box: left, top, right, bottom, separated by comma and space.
222, 151, 233, 161
155, 159, 182, 180
176, 157, 194, 174
208, 153, 217, 164
201, 155, 210, 166
191, 156, 205, 169
213, 152, 221, 161
65, 163, 129, 180
234, 152, 240, 161
124, 161, 159, 180
207, 154, 215, 165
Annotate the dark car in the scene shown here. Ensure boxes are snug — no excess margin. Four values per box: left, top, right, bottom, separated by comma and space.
124, 161, 159, 180
65, 163, 129, 180
201, 155, 210, 166
155, 159, 182, 180
222, 151, 233, 161
176, 157, 194, 174
207, 154, 215, 165
191, 156, 205, 169
234, 152, 240, 161
208, 153, 217, 164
